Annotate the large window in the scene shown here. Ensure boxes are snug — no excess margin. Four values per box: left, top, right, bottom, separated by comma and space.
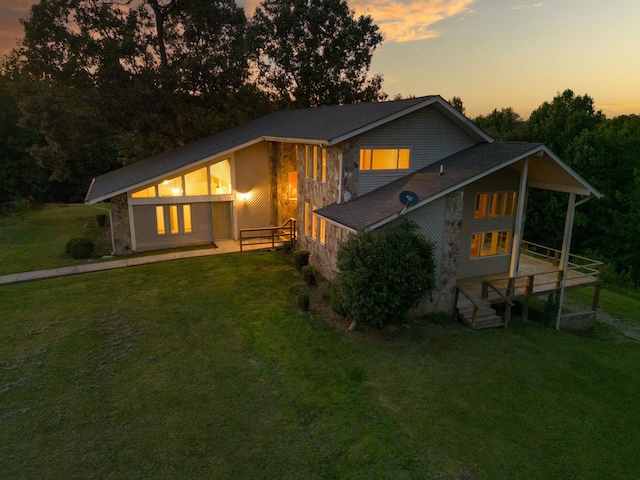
131, 159, 231, 199
470, 230, 512, 258
474, 191, 517, 219
360, 149, 410, 171
155, 205, 193, 236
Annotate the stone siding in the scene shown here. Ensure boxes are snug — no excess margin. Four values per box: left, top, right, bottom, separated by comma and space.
273, 143, 298, 225
110, 193, 132, 255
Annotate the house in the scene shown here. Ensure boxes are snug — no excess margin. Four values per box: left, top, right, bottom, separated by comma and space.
85, 95, 603, 328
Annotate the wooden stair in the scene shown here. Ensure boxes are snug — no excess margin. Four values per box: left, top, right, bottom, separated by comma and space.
456, 297, 505, 329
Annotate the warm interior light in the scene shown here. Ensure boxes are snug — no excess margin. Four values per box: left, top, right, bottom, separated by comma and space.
171, 187, 182, 196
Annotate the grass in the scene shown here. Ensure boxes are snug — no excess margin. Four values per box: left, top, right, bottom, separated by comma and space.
2, 205, 640, 478
568, 286, 640, 328
0, 204, 112, 274
1, 252, 640, 479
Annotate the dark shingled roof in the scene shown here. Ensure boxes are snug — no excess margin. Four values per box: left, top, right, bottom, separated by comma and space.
87, 95, 483, 203
316, 142, 544, 230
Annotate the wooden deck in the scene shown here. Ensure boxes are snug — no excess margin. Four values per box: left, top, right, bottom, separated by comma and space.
455, 245, 603, 329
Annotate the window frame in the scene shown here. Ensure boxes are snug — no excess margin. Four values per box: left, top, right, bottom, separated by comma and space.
359, 148, 411, 171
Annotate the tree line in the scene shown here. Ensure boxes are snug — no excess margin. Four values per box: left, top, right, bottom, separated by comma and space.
1, 1, 639, 286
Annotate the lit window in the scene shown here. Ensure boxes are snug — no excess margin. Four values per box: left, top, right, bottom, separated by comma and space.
321, 148, 327, 182
504, 192, 516, 216
359, 149, 411, 170
170, 205, 179, 234
489, 193, 503, 217
319, 219, 326, 244
183, 205, 192, 233
156, 206, 165, 235
470, 231, 512, 258
158, 176, 183, 197
288, 172, 298, 200
304, 203, 310, 235
210, 159, 231, 194
312, 146, 318, 180
185, 167, 208, 196
132, 185, 156, 198
474, 194, 489, 219
311, 206, 317, 240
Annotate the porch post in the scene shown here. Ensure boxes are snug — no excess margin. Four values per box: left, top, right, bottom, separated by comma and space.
509, 158, 529, 278
556, 192, 577, 330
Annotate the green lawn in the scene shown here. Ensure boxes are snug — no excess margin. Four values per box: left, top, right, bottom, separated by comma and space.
0, 204, 112, 274
1, 252, 639, 479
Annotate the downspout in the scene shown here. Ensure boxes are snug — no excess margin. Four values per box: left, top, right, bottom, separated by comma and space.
556, 195, 591, 330
89, 205, 116, 256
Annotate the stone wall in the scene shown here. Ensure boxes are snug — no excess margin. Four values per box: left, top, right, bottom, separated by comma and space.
110, 193, 132, 255
274, 143, 298, 225
341, 139, 359, 203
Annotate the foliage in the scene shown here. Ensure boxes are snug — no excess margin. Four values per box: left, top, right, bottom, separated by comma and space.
249, 0, 385, 108
473, 107, 529, 141
335, 219, 436, 326
301, 264, 316, 285
297, 292, 310, 311
330, 282, 346, 316
65, 236, 94, 259
293, 250, 310, 272
448, 96, 465, 115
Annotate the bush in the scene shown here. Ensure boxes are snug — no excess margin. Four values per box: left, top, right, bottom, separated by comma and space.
297, 293, 310, 311
293, 250, 310, 271
65, 237, 94, 259
335, 219, 436, 327
96, 213, 108, 227
330, 282, 346, 316
301, 265, 316, 285
282, 239, 294, 254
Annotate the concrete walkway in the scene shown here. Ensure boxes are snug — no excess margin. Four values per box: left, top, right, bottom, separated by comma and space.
0, 239, 267, 287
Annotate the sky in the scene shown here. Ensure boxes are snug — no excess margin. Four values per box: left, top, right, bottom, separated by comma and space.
1, 0, 639, 119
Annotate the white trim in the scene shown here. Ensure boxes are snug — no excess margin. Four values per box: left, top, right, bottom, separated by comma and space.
315, 214, 357, 234
510, 158, 529, 277
527, 180, 592, 196
129, 194, 235, 205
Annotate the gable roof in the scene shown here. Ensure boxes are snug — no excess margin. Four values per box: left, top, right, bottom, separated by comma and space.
85, 95, 492, 204
316, 142, 602, 231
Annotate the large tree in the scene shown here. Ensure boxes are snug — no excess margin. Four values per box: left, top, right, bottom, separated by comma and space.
474, 107, 529, 141
249, 0, 385, 108
5, 0, 263, 200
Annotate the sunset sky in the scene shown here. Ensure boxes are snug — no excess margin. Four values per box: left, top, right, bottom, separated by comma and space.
1, 0, 639, 119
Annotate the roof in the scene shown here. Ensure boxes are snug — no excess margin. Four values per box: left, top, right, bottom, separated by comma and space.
316, 142, 602, 231
85, 95, 492, 203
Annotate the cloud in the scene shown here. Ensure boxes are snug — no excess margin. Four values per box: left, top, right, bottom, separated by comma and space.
511, 2, 544, 10
351, 0, 476, 43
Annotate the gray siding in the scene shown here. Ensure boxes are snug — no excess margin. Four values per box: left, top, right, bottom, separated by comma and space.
133, 203, 213, 251
405, 197, 446, 279
357, 106, 477, 196
457, 167, 521, 279
234, 142, 271, 230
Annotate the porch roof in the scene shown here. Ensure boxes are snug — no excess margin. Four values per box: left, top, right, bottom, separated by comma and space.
86, 95, 491, 204
315, 142, 602, 231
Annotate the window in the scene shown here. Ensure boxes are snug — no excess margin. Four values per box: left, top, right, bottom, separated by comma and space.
319, 218, 326, 244
209, 159, 231, 194
312, 147, 318, 180
321, 148, 327, 182
132, 185, 156, 198
311, 206, 318, 240
156, 206, 166, 234
470, 230, 512, 258
158, 176, 183, 197
288, 172, 298, 200
474, 191, 517, 219
170, 205, 179, 234
304, 203, 310, 235
183, 205, 192, 233
360, 149, 410, 170
184, 167, 208, 196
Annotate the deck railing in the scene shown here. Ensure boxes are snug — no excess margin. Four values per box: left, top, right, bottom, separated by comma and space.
239, 218, 296, 252
521, 241, 604, 283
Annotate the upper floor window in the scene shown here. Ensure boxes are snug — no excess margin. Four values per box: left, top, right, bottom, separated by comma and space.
302, 145, 327, 182
474, 191, 517, 219
360, 149, 410, 171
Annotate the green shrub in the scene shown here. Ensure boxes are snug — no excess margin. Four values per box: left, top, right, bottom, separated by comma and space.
330, 282, 346, 316
293, 250, 310, 271
96, 213, 108, 227
282, 239, 294, 254
297, 293, 310, 311
65, 237, 94, 259
301, 265, 316, 285
335, 218, 436, 327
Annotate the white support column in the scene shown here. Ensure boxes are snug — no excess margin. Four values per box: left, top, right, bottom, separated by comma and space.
509, 158, 529, 278
556, 192, 576, 330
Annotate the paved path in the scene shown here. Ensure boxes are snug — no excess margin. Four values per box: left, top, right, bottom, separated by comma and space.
0, 240, 266, 287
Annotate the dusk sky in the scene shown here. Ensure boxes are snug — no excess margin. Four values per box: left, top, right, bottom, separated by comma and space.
1, 0, 639, 119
